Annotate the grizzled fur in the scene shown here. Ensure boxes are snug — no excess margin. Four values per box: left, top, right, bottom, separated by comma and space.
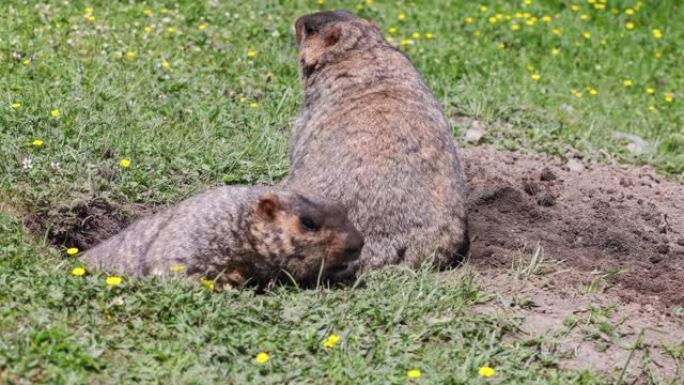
284, 10, 469, 271
81, 186, 364, 288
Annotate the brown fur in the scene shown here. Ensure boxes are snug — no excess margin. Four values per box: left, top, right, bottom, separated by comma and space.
284, 10, 468, 271
80, 186, 364, 289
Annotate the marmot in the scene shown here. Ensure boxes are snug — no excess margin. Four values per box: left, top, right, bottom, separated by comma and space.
81, 186, 364, 288
284, 10, 468, 271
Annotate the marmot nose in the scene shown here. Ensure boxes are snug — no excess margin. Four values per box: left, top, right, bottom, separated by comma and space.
343, 233, 364, 260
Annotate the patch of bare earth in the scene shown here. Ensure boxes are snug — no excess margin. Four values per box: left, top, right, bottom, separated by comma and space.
458, 144, 684, 382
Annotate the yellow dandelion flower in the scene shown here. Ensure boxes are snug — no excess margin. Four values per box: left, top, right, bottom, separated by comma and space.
480, 5, 489, 12
161, 61, 170, 69
144, 26, 152, 33
514, 12, 523, 19
580, 14, 590, 21
465, 16, 474, 24
316, 0, 325, 4
479, 366, 496, 377
488, 16, 497, 24
170, 264, 186, 273
407, 369, 422, 378
71, 267, 86, 276
424, 32, 434, 39
497, 43, 505, 49
366, 0, 373, 4
31, 139, 44, 147
387, 36, 395, 43
22, 58, 31, 65
655, 51, 662, 59
625, 8, 635, 15
85, 7, 93, 14
574, 91, 583, 98
623, 80, 633, 87
388, 26, 397, 34
600, 39, 607, 45
66, 247, 79, 256
625, 22, 635, 30
664, 93, 674, 103
582, 31, 591, 39
542, 15, 552, 23
412, 32, 420, 39
594, 3, 605, 10
198, 24, 207, 31
571, 5, 580, 12
247, 50, 257, 58
143, 8, 153, 16
255, 352, 270, 364
511, 23, 520, 31
51, 109, 60, 118
551, 48, 560, 56
249, 102, 259, 108
526, 64, 535, 72
106, 276, 122, 286
587, 0, 595, 4
648, 105, 656, 111
646, 87, 655, 95
119, 159, 131, 168
474, 30, 481, 38
552, 28, 562, 36
636, 1, 643, 10
652, 29, 663, 40
239, 97, 247, 103
160, 7, 169, 14
589, 88, 599, 95
167, 27, 175, 33
11, 102, 21, 109
400, 39, 414, 46
525, 17, 537, 26
201, 278, 215, 290
523, 0, 533, 5
126, 51, 137, 59
531, 73, 541, 81
323, 334, 341, 348
398, 12, 406, 21
87, 15, 96, 22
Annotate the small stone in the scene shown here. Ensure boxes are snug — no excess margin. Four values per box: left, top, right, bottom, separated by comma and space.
566, 159, 584, 172
540, 167, 557, 181
463, 127, 485, 143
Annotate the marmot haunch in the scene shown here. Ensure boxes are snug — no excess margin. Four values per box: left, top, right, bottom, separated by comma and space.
284, 10, 468, 271
81, 186, 364, 288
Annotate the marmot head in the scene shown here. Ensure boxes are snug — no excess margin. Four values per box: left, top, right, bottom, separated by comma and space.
294, 10, 385, 79
252, 191, 364, 284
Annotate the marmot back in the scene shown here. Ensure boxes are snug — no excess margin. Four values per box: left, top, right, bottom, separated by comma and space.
81, 186, 364, 288
285, 10, 469, 271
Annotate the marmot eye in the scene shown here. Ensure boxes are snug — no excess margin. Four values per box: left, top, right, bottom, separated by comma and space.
300, 216, 320, 231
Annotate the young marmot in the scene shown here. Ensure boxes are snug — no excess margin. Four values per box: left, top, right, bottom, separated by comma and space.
80, 186, 364, 288
284, 10, 469, 271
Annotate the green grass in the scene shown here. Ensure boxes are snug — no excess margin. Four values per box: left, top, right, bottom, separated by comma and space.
1, 0, 683, 383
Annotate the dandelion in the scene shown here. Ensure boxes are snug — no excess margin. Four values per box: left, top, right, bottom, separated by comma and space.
119, 159, 131, 168
424, 32, 434, 39
480, 5, 488, 12
239, 97, 247, 103
249, 102, 259, 108
623, 80, 633, 87
594, 3, 605, 10
71, 267, 86, 276
51, 109, 60, 118
571, 5, 580, 12
552, 28, 562, 36
523, 0, 533, 5
66, 247, 79, 256
588, 88, 599, 95
488, 16, 497, 24
323, 334, 341, 348
655, 51, 662, 59
542, 15, 552, 23
143, 8, 153, 16
525, 17, 537, 26
31, 139, 44, 147
170, 264, 186, 273
144, 26, 152, 33
551, 48, 560, 56
22, 58, 31, 65
201, 278, 215, 290
407, 369, 422, 379
106, 276, 122, 286
511, 23, 520, 31
646, 87, 655, 95
398, 12, 406, 21
247, 50, 257, 58
11, 102, 21, 109
573, 91, 583, 98
582, 31, 591, 39
664, 93, 674, 103
497, 43, 505, 49
531, 73, 541, 81
198, 24, 207, 31
599, 39, 607, 45
400, 39, 414, 46
580, 14, 590, 21
479, 366, 496, 377
652, 29, 663, 40
388, 26, 397, 34
126, 51, 137, 59
160, 7, 169, 14
161, 60, 171, 69
85, 7, 93, 14
648, 105, 657, 111
625, 8, 635, 15
411, 32, 420, 39
625, 22, 635, 30
316, 0, 325, 4
87, 15, 96, 22
465, 16, 474, 24
166, 27, 175, 33
255, 352, 270, 364
474, 30, 481, 38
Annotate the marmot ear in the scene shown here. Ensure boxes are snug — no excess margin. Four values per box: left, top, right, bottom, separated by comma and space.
257, 194, 281, 221
322, 25, 342, 47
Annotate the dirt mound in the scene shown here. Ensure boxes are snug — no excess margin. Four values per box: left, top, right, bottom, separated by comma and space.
25, 198, 147, 250
463, 145, 684, 310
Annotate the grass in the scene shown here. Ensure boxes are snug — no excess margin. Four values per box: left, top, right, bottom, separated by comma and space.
1, 0, 683, 383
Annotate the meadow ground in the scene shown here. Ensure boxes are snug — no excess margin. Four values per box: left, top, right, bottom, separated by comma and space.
1, 0, 683, 384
